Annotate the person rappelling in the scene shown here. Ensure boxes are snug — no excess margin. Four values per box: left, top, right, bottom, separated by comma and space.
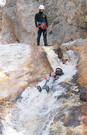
37, 68, 64, 93
35, 4, 48, 46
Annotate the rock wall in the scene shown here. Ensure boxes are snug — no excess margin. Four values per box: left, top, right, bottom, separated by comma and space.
0, 8, 2, 32
2, 0, 38, 44
46, 0, 87, 45
1, 0, 87, 45
0, 43, 51, 100
75, 41, 87, 101
61, 38, 87, 101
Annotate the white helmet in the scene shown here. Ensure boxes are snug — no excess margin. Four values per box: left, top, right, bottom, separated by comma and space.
39, 5, 45, 10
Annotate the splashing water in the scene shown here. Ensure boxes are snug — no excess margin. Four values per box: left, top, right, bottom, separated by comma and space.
0, 0, 6, 7
3, 86, 66, 135
2, 49, 78, 135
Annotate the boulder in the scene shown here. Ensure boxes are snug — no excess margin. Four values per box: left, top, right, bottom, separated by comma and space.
0, 43, 51, 100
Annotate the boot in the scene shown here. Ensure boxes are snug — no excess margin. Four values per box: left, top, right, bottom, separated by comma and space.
46, 86, 50, 93
37, 86, 42, 92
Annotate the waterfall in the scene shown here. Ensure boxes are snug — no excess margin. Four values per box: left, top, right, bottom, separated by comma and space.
0, 0, 6, 7
2, 48, 79, 135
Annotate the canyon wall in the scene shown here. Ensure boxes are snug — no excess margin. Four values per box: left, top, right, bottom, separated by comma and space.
1, 0, 87, 45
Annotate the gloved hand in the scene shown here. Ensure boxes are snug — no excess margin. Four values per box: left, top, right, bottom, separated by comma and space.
36, 27, 39, 31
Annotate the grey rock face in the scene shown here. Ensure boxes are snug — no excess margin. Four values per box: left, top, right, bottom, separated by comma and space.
1, 0, 87, 45
46, 0, 87, 45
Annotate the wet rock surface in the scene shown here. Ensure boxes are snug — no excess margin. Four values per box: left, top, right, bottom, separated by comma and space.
45, 39, 87, 135
0, 43, 51, 100
62, 106, 81, 127
61, 38, 87, 102
1, 76, 83, 135
49, 75, 82, 135
0, 99, 14, 135
0, 8, 2, 31
0, 39, 87, 135
0, 120, 3, 135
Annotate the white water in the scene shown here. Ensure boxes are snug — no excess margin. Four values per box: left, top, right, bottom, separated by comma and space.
2, 48, 78, 135
0, 0, 6, 7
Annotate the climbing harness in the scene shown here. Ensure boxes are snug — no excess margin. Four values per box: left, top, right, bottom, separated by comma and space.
38, 22, 48, 30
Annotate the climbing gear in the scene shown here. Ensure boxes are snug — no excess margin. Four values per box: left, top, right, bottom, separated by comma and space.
38, 22, 46, 25
38, 23, 48, 30
35, 10, 48, 46
39, 5, 45, 10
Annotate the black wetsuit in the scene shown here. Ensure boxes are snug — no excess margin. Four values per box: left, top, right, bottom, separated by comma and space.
35, 11, 48, 46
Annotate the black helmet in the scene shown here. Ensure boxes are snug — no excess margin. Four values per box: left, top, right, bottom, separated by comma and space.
55, 68, 64, 76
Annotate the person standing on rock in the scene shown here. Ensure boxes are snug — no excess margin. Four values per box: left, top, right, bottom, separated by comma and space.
35, 4, 48, 46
